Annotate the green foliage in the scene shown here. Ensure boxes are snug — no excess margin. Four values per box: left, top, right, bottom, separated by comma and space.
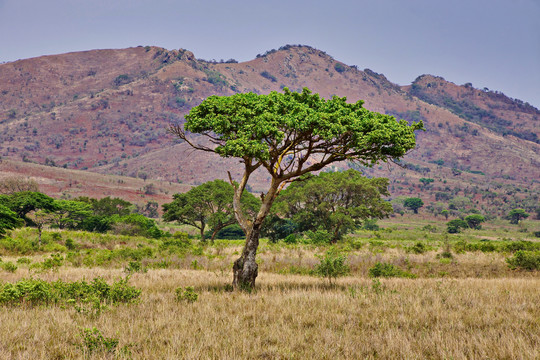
0, 204, 23, 238
179, 88, 422, 166
506, 250, 540, 270
407, 242, 427, 254
262, 215, 298, 243
419, 178, 434, 186
40, 253, 64, 271
2, 191, 56, 220
283, 234, 297, 244
314, 249, 350, 284
1, 261, 17, 273
203, 69, 228, 87
506, 209, 530, 224
403, 197, 424, 214
368, 262, 416, 278
175, 286, 198, 303
334, 63, 346, 73
109, 213, 162, 238
80, 327, 119, 355
113, 74, 131, 86
464, 214, 485, 229
447, 219, 469, 233
212, 224, 245, 239
260, 71, 277, 82
163, 180, 259, 241
77, 196, 132, 217
274, 170, 393, 242
305, 229, 333, 245
52, 199, 93, 229
363, 219, 380, 231
0, 276, 140, 307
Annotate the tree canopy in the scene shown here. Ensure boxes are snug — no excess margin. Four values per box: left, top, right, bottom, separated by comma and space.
404, 197, 424, 214
0, 203, 23, 238
163, 179, 259, 242
507, 209, 529, 224
169, 87, 423, 288
273, 170, 393, 242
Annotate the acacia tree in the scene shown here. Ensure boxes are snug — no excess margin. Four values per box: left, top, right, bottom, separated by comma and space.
169, 88, 423, 289
404, 197, 424, 214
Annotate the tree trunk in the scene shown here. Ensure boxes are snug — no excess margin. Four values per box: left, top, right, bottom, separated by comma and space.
232, 223, 261, 290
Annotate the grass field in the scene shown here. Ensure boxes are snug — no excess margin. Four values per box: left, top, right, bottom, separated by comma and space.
0, 216, 539, 359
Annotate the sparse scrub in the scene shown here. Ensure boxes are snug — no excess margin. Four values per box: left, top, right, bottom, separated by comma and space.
368, 262, 416, 278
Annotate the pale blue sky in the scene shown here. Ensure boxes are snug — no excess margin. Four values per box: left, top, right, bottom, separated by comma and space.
1, 0, 539, 107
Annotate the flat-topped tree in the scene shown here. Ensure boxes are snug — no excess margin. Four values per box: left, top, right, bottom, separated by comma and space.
169, 88, 423, 289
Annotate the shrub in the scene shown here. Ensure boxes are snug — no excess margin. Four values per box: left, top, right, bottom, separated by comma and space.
80, 327, 119, 355
260, 71, 277, 82
506, 250, 540, 270
363, 219, 380, 231
0, 277, 141, 307
213, 224, 245, 239
334, 63, 346, 73
314, 249, 350, 284
40, 253, 64, 271
408, 242, 427, 254
175, 286, 198, 303
283, 234, 297, 244
368, 262, 416, 278
1, 261, 17, 273
304, 229, 332, 245
447, 219, 468, 233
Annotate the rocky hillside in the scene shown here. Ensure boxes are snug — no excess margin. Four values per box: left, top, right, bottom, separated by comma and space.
0, 45, 538, 216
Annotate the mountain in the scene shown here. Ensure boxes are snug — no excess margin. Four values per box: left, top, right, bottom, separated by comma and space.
1, 45, 538, 216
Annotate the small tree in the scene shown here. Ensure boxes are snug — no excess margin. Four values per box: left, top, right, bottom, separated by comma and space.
169, 88, 422, 288
507, 209, 530, 224
464, 214, 485, 230
419, 178, 434, 188
447, 219, 468, 234
163, 180, 259, 242
404, 197, 424, 214
26, 210, 55, 245
273, 170, 393, 242
314, 248, 350, 285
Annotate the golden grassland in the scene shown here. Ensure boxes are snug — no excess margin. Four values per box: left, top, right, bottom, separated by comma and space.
0, 269, 539, 359
0, 217, 539, 359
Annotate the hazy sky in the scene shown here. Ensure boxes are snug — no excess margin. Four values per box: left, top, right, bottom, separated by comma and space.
1, 0, 539, 107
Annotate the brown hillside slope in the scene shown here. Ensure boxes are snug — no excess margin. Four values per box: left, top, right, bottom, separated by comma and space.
0, 45, 538, 193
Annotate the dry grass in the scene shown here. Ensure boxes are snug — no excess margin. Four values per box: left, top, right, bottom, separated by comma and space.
1, 268, 539, 359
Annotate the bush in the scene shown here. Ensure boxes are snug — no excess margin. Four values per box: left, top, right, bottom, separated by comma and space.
80, 327, 119, 355
175, 286, 198, 303
1, 261, 17, 273
506, 250, 540, 270
304, 229, 332, 245
260, 71, 277, 82
213, 224, 245, 239
447, 219, 468, 233
0, 276, 141, 307
283, 234, 297, 244
408, 242, 427, 254
363, 219, 380, 231
334, 63, 346, 73
314, 249, 350, 284
368, 262, 416, 278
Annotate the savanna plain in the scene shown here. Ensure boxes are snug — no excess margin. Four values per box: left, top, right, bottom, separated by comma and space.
0, 217, 539, 359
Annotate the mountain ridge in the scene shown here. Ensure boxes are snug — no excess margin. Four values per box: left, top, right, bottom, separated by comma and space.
0, 45, 538, 216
